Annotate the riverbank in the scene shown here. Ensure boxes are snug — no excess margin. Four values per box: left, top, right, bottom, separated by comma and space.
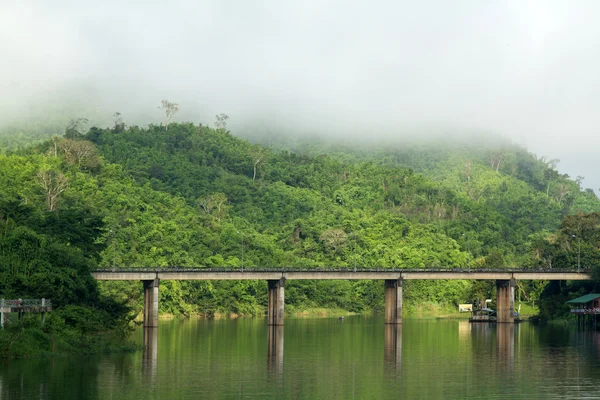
0, 306, 139, 359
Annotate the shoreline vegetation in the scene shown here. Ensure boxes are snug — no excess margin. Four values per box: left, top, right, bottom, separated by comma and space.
1, 119, 599, 359
152, 300, 540, 320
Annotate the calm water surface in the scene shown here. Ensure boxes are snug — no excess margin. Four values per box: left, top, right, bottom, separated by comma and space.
3, 316, 600, 399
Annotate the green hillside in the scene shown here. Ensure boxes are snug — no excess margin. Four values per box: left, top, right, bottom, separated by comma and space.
1, 121, 599, 356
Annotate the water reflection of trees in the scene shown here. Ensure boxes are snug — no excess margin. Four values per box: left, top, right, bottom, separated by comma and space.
0, 356, 100, 399
6, 319, 600, 399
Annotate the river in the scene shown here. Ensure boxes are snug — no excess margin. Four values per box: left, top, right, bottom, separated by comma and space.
2, 316, 600, 399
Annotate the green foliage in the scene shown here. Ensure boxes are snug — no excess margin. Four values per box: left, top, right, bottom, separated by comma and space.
2, 120, 600, 329
0, 305, 136, 358
0, 148, 136, 358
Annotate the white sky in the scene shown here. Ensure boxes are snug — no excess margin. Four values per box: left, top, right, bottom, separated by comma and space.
1, 1, 599, 190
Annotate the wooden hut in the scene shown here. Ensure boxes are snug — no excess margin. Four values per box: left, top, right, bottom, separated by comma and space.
566, 294, 600, 328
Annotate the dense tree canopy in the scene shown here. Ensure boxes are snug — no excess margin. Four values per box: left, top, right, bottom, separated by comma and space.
1, 120, 599, 326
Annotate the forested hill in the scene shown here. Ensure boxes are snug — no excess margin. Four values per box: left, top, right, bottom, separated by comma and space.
87, 123, 600, 268
1, 122, 599, 321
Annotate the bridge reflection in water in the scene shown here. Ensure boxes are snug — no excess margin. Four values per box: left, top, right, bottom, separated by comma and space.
139, 318, 518, 380
142, 327, 158, 382
268, 325, 284, 373
384, 324, 402, 370
496, 323, 515, 371
465, 320, 516, 373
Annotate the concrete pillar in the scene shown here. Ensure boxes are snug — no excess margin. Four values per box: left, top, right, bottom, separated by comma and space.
385, 279, 403, 324
268, 278, 285, 326
496, 279, 515, 323
143, 278, 160, 327
143, 280, 151, 326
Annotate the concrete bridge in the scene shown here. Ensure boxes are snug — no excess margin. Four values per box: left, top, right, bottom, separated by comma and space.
91, 268, 591, 327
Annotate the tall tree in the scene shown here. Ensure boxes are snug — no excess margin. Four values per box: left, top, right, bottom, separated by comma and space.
36, 169, 68, 211
197, 192, 229, 222
65, 118, 89, 139
57, 139, 101, 170
113, 112, 125, 133
250, 145, 266, 182
158, 100, 180, 131
214, 113, 229, 132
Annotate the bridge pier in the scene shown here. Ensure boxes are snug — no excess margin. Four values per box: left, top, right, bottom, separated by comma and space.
268, 278, 285, 326
496, 279, 515, 323
384, 279, 403, 324
143, 278, 160, 327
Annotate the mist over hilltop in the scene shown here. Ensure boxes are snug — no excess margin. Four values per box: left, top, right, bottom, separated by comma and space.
2, 1, 600, 191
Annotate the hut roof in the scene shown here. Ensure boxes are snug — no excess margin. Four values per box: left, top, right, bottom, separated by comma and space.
566, 294, 600, 304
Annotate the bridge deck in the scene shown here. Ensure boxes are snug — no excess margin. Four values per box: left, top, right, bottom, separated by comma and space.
91, 269, 590, 281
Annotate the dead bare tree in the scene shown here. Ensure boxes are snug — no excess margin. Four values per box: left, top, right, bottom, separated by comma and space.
37, 170, 68, 211
113, 112, 125, 133
464, 160, 472, 182
49, 136, 60, 158
57, 139, 100, 169
464, 160, 474, 198
319, 228, 347, 254
555, 183, 570, 203
65, 117, 89, 139
158, 100, 179, 131
250, 145, 267, 182
197, 192, 229, 222
489, 151, 504, 172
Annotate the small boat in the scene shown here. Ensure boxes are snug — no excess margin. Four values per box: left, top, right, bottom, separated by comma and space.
469, 308, 522, 323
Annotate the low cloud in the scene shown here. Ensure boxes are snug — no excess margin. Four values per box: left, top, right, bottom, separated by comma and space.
2, 1, 599, 190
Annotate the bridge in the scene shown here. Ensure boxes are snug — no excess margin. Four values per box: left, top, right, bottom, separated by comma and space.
92, 268, 591, 327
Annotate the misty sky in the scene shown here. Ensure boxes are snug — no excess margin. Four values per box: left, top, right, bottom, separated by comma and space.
1, 1, 599, 191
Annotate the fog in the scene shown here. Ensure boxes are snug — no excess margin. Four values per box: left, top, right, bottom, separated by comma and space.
2, 1, 600, 190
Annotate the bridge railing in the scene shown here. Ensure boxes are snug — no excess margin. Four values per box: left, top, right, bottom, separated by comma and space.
91, 267, 590, 273
0, 298, 53, 310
